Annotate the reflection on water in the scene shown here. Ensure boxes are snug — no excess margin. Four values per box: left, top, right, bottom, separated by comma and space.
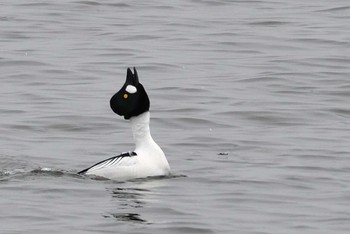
111, 187, 147, 208
105, 182, 158, 224
104, 176, 187, 225
106, 213, 147, 224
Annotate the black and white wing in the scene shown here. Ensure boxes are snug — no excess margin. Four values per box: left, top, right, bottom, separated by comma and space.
78, 151, 137, 175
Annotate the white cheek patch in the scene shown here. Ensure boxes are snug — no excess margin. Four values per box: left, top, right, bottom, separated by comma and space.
126, 85, 137, 94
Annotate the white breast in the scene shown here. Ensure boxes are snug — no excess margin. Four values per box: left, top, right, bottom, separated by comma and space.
82, 111, 170, 181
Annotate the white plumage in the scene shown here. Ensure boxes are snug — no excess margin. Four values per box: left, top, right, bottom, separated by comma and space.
79, 112, 170, 180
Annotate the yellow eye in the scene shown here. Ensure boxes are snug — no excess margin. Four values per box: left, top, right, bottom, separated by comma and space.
123, 93, 128, 99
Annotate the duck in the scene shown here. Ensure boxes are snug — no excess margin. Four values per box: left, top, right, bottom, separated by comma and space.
78, 67, 170, 180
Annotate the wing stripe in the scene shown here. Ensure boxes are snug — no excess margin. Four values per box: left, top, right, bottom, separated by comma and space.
78, 152, 137, 175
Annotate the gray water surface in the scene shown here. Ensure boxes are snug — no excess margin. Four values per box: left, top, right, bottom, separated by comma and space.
1, 1, 350, 233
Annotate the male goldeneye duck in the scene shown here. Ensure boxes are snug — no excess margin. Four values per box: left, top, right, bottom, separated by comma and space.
78, 67, 170, 180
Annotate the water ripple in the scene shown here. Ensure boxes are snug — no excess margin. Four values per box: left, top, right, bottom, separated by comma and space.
1, 0, 350, 233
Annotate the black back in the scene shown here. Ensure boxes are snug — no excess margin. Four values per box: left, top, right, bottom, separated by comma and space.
110, 67, 150, 119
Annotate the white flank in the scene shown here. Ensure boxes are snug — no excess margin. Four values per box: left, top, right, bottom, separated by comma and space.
84, 111, 170, 180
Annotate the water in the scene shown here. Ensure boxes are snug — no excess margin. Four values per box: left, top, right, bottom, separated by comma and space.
1, 0, 350, 233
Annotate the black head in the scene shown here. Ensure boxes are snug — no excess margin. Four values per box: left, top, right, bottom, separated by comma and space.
110, 67, 150, 119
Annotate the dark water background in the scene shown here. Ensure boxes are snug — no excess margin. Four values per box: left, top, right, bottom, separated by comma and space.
1, 1, 350, 233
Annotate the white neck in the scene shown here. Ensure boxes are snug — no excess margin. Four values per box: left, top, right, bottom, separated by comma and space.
130, 111, 154, 151
129, 111, 169, 174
